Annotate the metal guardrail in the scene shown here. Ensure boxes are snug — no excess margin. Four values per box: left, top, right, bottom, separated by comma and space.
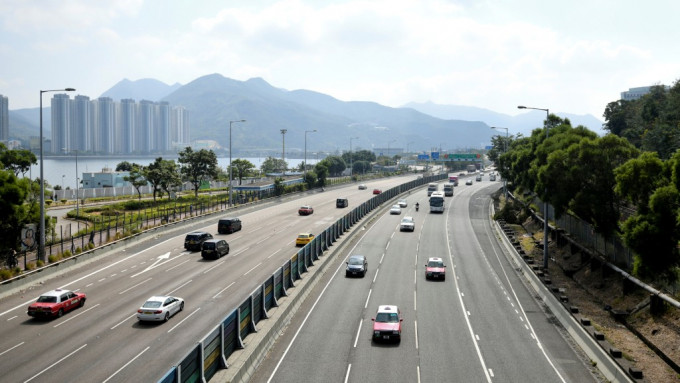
157, 174, 446, 383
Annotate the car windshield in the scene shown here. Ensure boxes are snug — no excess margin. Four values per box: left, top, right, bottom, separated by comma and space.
392, 205, 400, 209
402, 218, 413, 224
203, 242, 215, 249
37, 295, 57, 303
428, 260, 444, 267
142, 301, 162, 309
348, 257, 364, 265
298, 234, 309, 239
376, 312, 399, 323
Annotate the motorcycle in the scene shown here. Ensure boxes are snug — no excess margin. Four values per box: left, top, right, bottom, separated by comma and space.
415, 203, 419, 212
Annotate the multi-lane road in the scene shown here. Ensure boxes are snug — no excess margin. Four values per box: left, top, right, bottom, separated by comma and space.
0, 176, 414, 383
250, 177, 599, 382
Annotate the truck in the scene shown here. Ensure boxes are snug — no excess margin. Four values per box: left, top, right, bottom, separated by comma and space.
467, 164, 477, 173
443, 183, 454, 196
427, 183, 438, 196
448, 175, 458, 186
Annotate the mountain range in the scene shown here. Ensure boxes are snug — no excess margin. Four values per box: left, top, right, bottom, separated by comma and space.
7, 74, 605, 155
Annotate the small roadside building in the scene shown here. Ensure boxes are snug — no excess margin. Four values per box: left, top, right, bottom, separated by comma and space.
81, 167, 130, 189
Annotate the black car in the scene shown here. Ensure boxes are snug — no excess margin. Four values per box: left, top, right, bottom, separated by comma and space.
336, 198, 349, 208
218, 217, 242, 234
346, 255, 368, 277
201, 239, 230, 259
184, 231, 213, 251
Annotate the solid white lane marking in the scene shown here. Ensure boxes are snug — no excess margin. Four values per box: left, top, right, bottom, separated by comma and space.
166, 280, 192, 296
0, 341, 24, 357
353, 319, 363, 348
53, 303, 100, 328
102, 346, 150, 383
24, 343, 87, 382
244, 262, 262, 276
212, 282, 236, 299
167, 307, 200, 333
203, 260, 225, 274
364, 289, 372, 309
344, 364, 351, 383
414, 320, 419, 350
110, 313, 137, 330
118, 278, 152, 294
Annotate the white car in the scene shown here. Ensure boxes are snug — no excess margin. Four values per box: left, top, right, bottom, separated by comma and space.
400, 216, 415, 232
137, 296, 184, 322
358, 184, 367, 190
397, 199, 408, 208
390, 205, 402, 215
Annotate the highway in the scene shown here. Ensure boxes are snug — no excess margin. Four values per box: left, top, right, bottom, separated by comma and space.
250, 177, 598, 383
0, 175, 415, 383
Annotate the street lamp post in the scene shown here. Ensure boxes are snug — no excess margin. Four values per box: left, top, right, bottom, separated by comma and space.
490, 126, 509, 198
517, 105, 550, 270
61, 175, 65, 194
39, 88, 75, 262
280, 129, 287, 175
304, 129, 317, 177
75, 149, 79, 218
386, 139, 396, 167
349, 136, 359, 177
228, 119, 246, 208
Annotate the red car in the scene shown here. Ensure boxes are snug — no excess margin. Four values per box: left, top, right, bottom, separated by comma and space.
298, 205, 314, 215
372, 189, 382, 195
27, 289, 86, 318
425, 257, 446, 280
372, 305, 402, 343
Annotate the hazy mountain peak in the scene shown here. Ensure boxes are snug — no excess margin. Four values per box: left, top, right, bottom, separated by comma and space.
100, 78, 182, 102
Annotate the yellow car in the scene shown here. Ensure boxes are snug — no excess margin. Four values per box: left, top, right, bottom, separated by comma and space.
296, 233, 315, 247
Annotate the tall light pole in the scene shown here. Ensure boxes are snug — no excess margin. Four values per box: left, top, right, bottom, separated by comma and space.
40, 88, 75, 262
349, 136, 359, 177
228, 119, 246, 207
280, 129, 287, 175
61, 175, 65, 193
491, 126, 509, 199
75, 149, 79, 218
304, 129, 317, 177
518, 105, 550, 270
386, 139, 396, 167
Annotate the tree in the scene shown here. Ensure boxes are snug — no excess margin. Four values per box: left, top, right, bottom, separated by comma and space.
319, 156, 346, 176
0, 143, 37, 177
314, 162, 328, 187
124, 164, 148, 200
178, 147, 218, 198
0, 169, 36, 260
261, 156, 288, 174
159, 161, 182, 199
304, 171, 317, 190
229, 159, 256, 185
144, 157, 177, 201
353, 160, 371, 175
115, 161, 135, 172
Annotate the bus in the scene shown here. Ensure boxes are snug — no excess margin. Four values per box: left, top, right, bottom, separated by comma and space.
448, 175, 458, 186
427, 183, 438, 196
443, 183, 454, 196
429, 191, 445, 213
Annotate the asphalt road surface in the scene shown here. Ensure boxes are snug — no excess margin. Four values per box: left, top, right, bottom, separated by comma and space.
250, 178, 598, 383
0, 176, 415, 383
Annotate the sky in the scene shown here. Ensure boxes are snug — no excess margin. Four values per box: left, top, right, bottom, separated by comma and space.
1, 0, 678, 119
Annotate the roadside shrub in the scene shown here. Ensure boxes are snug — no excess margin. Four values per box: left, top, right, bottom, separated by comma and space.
0, 269, 12, 280
87, 242, 95, 250
37, 260, 44, 267
46, 200, 53, 206
61, 199, 68, 204
75, 247, 82, 254
48, 254, 59, 263
26, 262, 36, 270
63, 250, 72, 258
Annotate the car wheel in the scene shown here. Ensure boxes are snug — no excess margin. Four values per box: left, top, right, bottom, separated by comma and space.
79, 299, 86, 307
164, 312, 170, 322
179, 302, 184, 312
57, 309, 64, 318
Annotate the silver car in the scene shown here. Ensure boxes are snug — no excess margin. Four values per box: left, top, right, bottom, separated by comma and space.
400, 216, 415, 232
137, 296, 184, 322
397, 199, 408, 208
390, 205, 402, 215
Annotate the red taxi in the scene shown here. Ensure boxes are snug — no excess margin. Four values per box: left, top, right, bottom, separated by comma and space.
425, 257, 446, 280
27, 289, 86, 318
298, 205, 314, 215
372, 305, 402, 343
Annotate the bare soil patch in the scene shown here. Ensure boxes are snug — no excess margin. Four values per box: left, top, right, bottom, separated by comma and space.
517, 218, 680, 382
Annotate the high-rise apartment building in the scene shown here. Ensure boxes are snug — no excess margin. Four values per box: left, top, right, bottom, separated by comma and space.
50, 94, 71, 153
0, 94, 9, 142
47, 94, 188, 154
